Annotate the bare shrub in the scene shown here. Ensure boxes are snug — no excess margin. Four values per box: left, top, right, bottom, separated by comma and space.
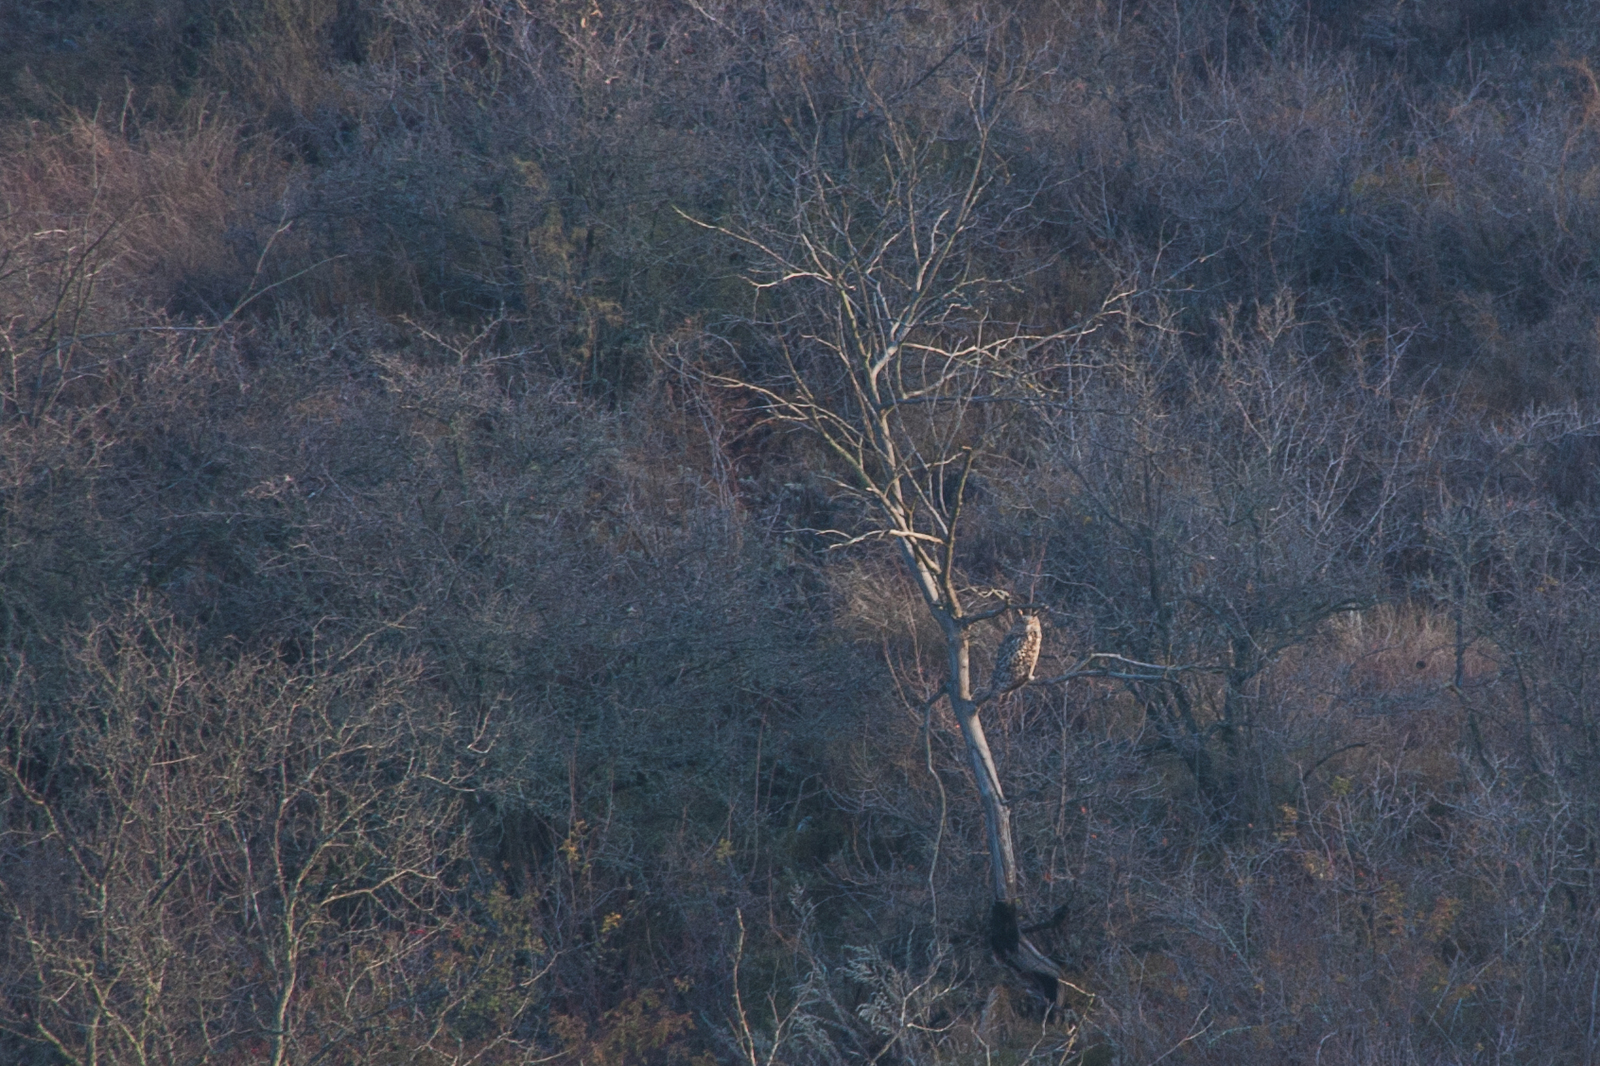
1021, 295, 1419, 828
0, 108, 288, 331
0, 599, 517, 1065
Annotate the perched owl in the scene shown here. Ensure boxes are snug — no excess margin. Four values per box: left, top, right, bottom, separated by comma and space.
982, 613, 1041, 701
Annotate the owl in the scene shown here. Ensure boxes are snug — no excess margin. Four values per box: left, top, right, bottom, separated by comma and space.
982, 613, 1041, 701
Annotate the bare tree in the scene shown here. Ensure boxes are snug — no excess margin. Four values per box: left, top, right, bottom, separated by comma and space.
685, 12, 1124, 1002
1040, 295, 1418, 825
0, 602, 542, 1066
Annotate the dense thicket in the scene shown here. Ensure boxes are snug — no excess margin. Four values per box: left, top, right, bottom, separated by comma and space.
4, 1, 1600, 1062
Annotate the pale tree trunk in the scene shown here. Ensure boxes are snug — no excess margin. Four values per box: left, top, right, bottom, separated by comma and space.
900, 543, 1065, 1003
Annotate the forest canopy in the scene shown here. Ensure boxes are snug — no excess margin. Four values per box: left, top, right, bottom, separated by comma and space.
4, 1, 1600, 1062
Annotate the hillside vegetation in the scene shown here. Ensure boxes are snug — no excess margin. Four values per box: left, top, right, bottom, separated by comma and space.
4, 1, 1600, 1062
